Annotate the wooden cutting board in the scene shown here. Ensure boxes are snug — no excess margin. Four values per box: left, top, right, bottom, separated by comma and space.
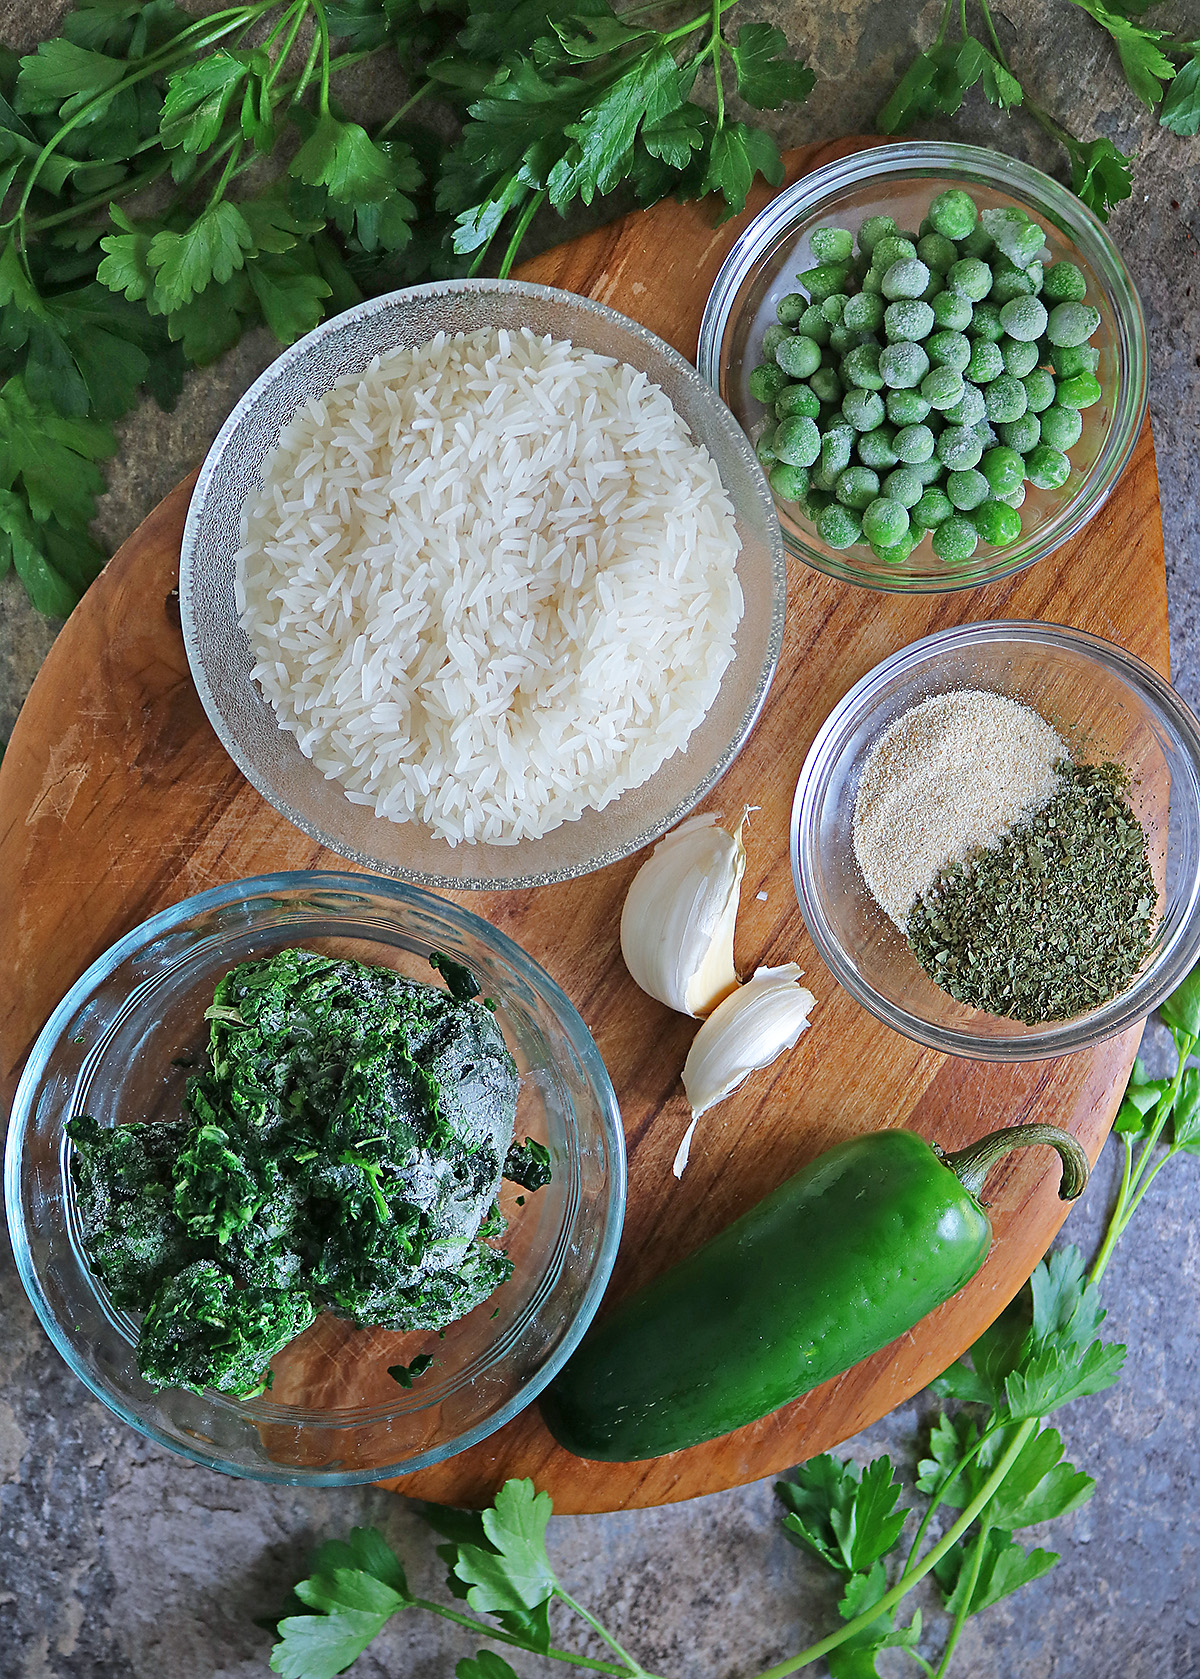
0, 138, 1167, 1512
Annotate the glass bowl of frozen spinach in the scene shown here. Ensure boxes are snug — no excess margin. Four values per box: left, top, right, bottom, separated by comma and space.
4, 872, 625, 1484
697, 141, 1147, 592
791, 622, 1200, 1059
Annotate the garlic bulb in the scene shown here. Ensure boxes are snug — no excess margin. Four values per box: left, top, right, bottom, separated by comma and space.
619, 810, 749, 1018
681, 964, 816, 1123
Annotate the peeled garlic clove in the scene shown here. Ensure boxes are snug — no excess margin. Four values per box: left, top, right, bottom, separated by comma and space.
681, 964, 816, 1122
620, 811, 748, 1018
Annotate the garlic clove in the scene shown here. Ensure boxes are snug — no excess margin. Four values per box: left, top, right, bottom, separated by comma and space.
619, 810, 748, 1018
681, 963, 816, 1123
672, 1118, 698, 1180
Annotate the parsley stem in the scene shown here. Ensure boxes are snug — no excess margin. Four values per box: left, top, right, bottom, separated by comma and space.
497, 186, 548, 278
933, 1521, 989, 1679
262, 0, 311, 94
555, 1588, 659, 1678
958, 0, 969, 42
25, 159, 173, 232
377, 79, 436, 139
934, 0, 955, 52
899, 1417, 1001, 1575
311, 0, 333, 113
406, 1597, 632, 1676
749, 1420, 1038, 1679
709, 0, 725, 128
206, 140, 245, 212
977, 0, 1009, 67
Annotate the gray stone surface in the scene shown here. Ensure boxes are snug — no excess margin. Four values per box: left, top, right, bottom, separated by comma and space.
3, 3, 1200, 1677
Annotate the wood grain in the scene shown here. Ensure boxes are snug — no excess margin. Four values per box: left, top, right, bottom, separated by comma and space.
0, 137, 1167, 1512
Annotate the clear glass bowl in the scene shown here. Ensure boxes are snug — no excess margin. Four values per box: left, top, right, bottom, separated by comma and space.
697, 142, 1148, 593
791, 623, 1200, 1060
4, 873, 625, 1484
181, 279, 785, 889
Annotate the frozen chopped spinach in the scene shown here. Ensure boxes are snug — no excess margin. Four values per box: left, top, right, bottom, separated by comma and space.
67, 949, 523, 1398
504, 1137, 554, 1192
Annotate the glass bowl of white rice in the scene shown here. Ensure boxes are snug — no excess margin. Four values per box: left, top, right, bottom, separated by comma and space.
181, 280, 785, 888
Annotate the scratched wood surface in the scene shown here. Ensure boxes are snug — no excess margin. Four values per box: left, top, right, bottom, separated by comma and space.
0, 137, 1168, 1511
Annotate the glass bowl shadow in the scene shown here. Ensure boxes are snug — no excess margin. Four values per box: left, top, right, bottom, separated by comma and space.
698, 141, 1148, 593
180, 279, 785, 890
4, 873, 626, 1484
791, 624, 1200, 1060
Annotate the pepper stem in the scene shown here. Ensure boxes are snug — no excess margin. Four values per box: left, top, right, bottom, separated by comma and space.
937, 1122, 1090, 1203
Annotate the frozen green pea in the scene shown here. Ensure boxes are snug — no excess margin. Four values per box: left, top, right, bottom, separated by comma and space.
1025, 443, 1071, 489
886, 388, 931, 427
1001, 483, 1027, 509
835, 464, 881, 509
857, 214, 898, 256
769, 462, 810, 501
943, 382, 985, 427
1042, 260, 1087, 303
777, 292, 808, 326
873, 235, 919, 271
810, 366, 844, 404
1056, 370, 1102, 408
980, 445, 1024, 496
931, 288, 973, 331
749, 363, 791, 403
857, 426, 900, 469
761, 324, 790, 358
844, 292, 885, 332
971, 498, 1022, 545
911, 456, 945, 485
827, 322, 862, 354
774, 415, 821, 467
801, 488, 832, 519
929, 188, 978, 241
937, 425, 984, 471
958, 225, 995, 260
975, 418, 999, 451
879, 340, 930, 389
755, 426, 777, 466
984, 375, 1028, 423
919, 271, 942, 304
811, 226, 854, 264
817, 502, 863, 548
926, 330, 972, 372
799, 303, 831, 345
1039, 402, 1083, 451
917, 231, 957, 273
775, 334, 823, 378
988, 255, 1037, 305
776, 383, 821, 420
981, 206, 1045, 269
882, 258, 931, 301
843, 343, 884, 390
894, 423, 935, 464
884, 299, 935, 342
1048, 341, 1100, 378
797, 263, 853, 303
862, 496, 910, 547
809, 461, 838, 493
1001, 336, 1041, 378
842, 387, 886, 431
912, 486, 954, 529
969, 303, 1005, 344
932, 513, 979, 563
860, 268, 884, 296
996, 413, 1041, 453
883, 467, 924, 508
1022, 367, 1056, 413
921, 365, 964, 410
999, 295, 1048, 343
946, 468, 989, 511
871, 532, 917, 565
947, 257, 992, 302
821, 425, 855, 476
966, 340, 1004, 385
1047, 301, 1101, 346
822, 292, 850, 324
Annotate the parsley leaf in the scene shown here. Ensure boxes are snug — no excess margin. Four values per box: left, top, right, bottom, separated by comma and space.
0, 374, 115, 527
387, 1351, 434, 1386
1068, 0, 1176, 109
247, 250, 333, 345
701, 120, 783, 218
14, 38, 127, 120
1169, 1066, 1200, 1152
777, 1456, 910, 1577
160, 48, 268, 153
1005, 1339, 1126, 1418
981, 52, 1024, 109
933, 1527, 1058, 1618
271, 1528, 412, 1679
271, 1606, 397, 1679
1160, 961, 1200, 1038
453, 1479, 557, 1615
290, 112, 395, 204
456, 1654, 523, 1679
727, 22, 815, 109
146, 201, 255, 312
1161, 52, 1200, 134
1068, 134, 1134, 219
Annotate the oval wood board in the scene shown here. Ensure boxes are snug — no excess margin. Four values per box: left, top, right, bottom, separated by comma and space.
0, 138, 1167, 1512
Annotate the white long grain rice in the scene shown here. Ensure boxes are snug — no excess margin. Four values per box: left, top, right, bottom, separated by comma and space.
235, 328, 743, 846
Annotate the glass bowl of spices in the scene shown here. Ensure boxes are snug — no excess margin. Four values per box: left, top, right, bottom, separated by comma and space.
4, 872, 625, 1484
791, 622, 1200, 1059
697, 141, 1147, 592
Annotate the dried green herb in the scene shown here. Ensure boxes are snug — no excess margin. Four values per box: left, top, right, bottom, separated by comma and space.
907, 760, 1156, 1024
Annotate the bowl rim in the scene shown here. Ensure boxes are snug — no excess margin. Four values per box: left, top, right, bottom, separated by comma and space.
179, 277, 787, 892
3, 869, 628, 1484
697, 139, 1149, 595
790, 621, 1200, 1060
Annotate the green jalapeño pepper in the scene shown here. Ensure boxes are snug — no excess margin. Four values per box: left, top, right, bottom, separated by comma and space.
540, 1121, 1088, 1463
